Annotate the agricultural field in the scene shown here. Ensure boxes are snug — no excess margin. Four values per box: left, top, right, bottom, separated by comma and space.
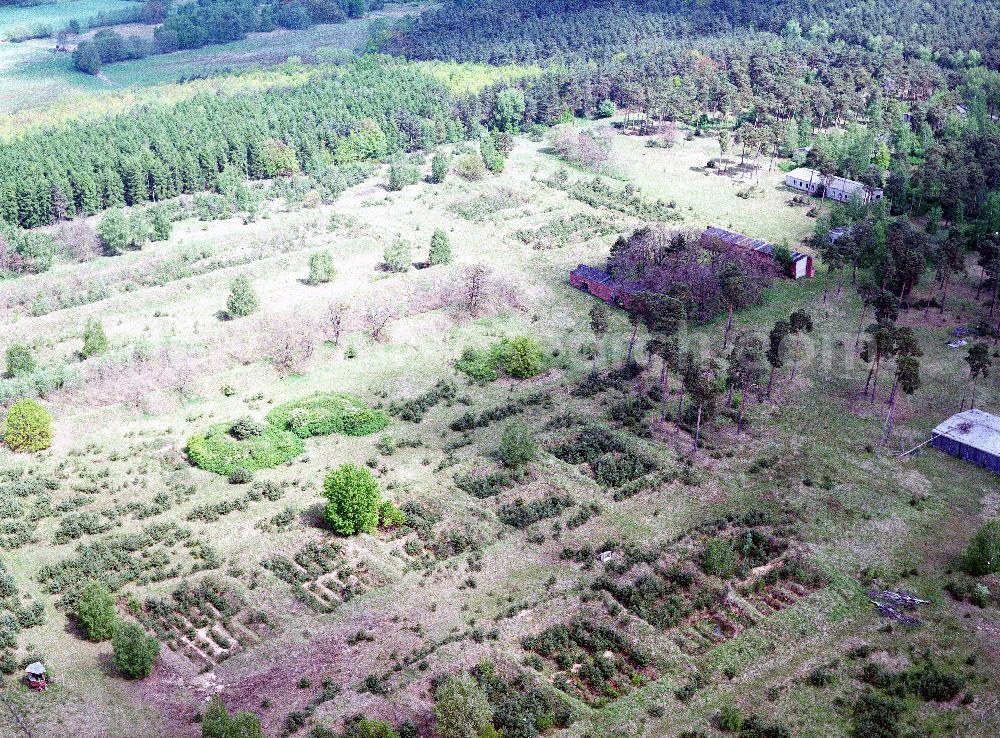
0, 114, 997, 738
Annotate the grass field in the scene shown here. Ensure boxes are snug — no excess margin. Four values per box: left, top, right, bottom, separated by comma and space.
0, 125, 997, 737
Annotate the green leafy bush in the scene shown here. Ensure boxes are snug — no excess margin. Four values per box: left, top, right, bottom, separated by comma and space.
112, 620, 159, 679
496, 336, 544, 378
455, 347, 500, 383
226, 275, 259, 318
387, 159, 420, 191
81, 319, 109, 358
430, 150, 451, 183
383, 237, 413, 272
308, 251, 336, 284
497, 420, 537, 469
5, 344, 35, 378
266, 393, 388, 438
202, 696, 264, 738
230, 416, 265, 440
964, 521, 1000, 575
75, 580, 119, 642
700, 537, 738, 578
428, 229, 453, 265
3, 399, 52, 453
323, 463, 382, 535
186, 422, 304, 476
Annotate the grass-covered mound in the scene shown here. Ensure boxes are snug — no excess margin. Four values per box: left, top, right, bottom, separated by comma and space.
186, 421, 305, 475
265, 392, 388, 439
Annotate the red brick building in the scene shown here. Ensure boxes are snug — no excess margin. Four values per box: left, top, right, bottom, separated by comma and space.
569, 264, 641, 309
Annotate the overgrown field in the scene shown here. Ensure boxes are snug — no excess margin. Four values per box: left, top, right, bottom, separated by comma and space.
0, 124, 997, 738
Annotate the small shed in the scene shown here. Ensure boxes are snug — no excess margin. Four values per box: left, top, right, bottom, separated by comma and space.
25, 662, 47, 690
931, 409, 1000, 475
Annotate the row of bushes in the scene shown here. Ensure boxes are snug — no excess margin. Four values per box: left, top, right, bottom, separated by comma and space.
455, 336, 546, 383
186, 391, 386, 476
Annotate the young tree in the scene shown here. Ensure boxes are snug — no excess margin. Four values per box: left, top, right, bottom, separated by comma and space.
498, 336, 543, 378
860, 322, 896, 402
3, 399, 52, 452
964, 342, 992, 409
497, 419, 536, 469
308, 250, 336, 284
5, 343, 35, 377
75, 581, 118, 641
81, 318, 109, 358
149, 205, 172, 241
430, 150, 451, 184
428, 229, 452, 266
765, 320, 789, 397
327, 300, 350, 346
383, 238, 412, 273
434, 673, 493, 738
688, 358, 721, 453
588, 303, 609, 367
727, 330, 766, 434
322, 463, 382, 535
112, 621, 159, 679
787, 309, 813, 379
964, 521, 1000, 576
226, 275, 259, 318
97, 208, 131, 255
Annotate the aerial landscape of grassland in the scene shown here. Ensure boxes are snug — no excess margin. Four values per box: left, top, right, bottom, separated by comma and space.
0, 0, 998, 736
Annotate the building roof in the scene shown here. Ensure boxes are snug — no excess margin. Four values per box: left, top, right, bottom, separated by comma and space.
570, 264, 641, 293
25, 662, 45, 676
702, 226, 810, 264
785, 167, 882, 196
933, 409, 1000, 457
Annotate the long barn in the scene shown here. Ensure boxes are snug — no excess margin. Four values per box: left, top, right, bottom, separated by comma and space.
931, 409, 1000, 475
700, 226, 815, 279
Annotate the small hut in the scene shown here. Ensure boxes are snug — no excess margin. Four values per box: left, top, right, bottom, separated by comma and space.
931, 409, 1000, 474
25, 662, 48, 690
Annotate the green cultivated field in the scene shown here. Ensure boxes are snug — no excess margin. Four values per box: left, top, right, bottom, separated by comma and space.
0, 124, 996, 736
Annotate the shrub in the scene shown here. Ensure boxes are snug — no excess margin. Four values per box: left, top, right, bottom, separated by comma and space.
455, 347, 500, 383
5, 344, 35, 378
112, 621, 159, 679
97, 209, 132, 255
700, 537, 738, 578
323, 463, 382, 535
228, 467, 253, 485
596, 99, 616, 118
434, 672, 493, 738
718, 703, 743, 731
186, 422, 304, 476
266, 393, 388, 438
379, 499, 406, 528
383, 238, 413, 273
497, 336, 544, 378
387, 159, 420, 191
455, 153, 486, 181
498, 420, 536, 469
308, 251, 336, 284
226, 275, 259, 318
81, 319, 109, 358
202, 696, 264, 738
850, 690, 902, 738
964, 521, 1000, 575
3, 399, 53, 453
150, 205, 172, 241
431, 151, 451, 183
428, 229, 453, 266
230, 416, 265, 440
76, 581, 118, 642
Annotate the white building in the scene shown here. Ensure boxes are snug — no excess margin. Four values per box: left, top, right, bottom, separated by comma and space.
785, 167, 883, 204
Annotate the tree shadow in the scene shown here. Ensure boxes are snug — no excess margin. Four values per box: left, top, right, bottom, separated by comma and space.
301, 503, 327, 531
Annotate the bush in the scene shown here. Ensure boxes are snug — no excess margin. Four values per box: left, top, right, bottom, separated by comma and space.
186, 422, 304, 476
112, 621, 159, 679
434, 672, 493, 738
455, 347, 500, 383
964, 521, 1000, 575
387, 159, 420, 191
150, 205, 172, 241
455, 153, 486, 181
81, 319, 109, 358
202, 696, 264, 738
497, 336, 544, 378
308, 251, 336, 284
97, 209, 132, 255
3, 399, 53, 453
5, 344, 35, 378
226, 275, 259, 318
596, 99, 616, 118
428, 229, 452, 266
230, 416, 265, 440
850, 690, 902, 738
323, 463, 382, 535
277, 1, 313, 29
228, 467, 253, 485
379, 499, 406, 528
718, 703, 743, 731
700, 537, 738, 579
383, 238, 413, 272
497, 420, 537, 469
73, 41, 103, 75
76, 581, 118, 642
431, 151, 451, 183
266, 393, 388, 438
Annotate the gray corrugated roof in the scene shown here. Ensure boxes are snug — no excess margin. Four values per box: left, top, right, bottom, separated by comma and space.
785, 168, 882, 195
932, 409, 1000, 456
